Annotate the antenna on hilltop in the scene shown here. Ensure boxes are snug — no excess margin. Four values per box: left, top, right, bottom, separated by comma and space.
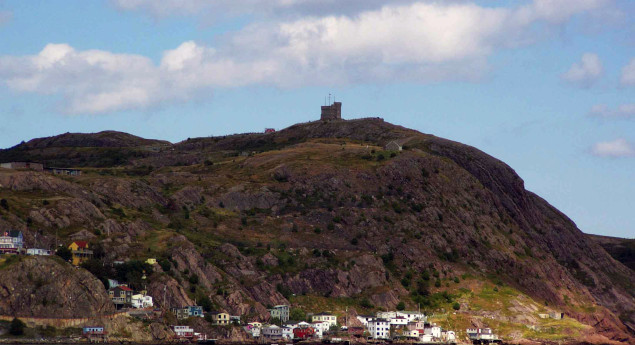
328, 93, 331, 105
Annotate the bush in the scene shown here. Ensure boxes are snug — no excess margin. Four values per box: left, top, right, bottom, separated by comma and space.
452, 302, 460, 311
434, 280, 441, 288
56, 246, 72, 262
360, 298, 374, 309
396, 301, 406, 311
10, 318, 25, 336
0, 198, 9, 210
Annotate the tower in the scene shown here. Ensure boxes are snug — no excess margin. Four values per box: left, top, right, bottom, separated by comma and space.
320, 101, 342, 121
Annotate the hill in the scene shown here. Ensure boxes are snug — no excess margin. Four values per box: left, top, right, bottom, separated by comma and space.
587, 234, 635, 271
0, 130, 171, 168
0, 118, 632, 344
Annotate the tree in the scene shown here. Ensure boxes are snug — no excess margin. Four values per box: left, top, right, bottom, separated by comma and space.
56, 246, 72, 262
9, 318, 25, 336
289, 308, 306, 322
396, 301, 406, 311
452, 302, 460, 311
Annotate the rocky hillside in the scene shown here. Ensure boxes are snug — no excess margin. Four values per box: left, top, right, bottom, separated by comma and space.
588, 234, 635, 271
0, 118, 633, 344
0, 256, 114, 318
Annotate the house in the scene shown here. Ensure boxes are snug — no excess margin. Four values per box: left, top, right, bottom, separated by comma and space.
310, 321, 329, 338
45, 167, 81, 176
269, 305, 290, 322
186, 306, 204, 318
384, 141, 402, 151
312, 312, 337, 327
396, 311, 425, 322
264, 128, 276, 133
0, 162, 43, 171
389, 316, 408, 326
423, 324, 442, 339
209, 311, 230, 325
172, 308, 190, 320
230, 315, 241, 324
131, 294, 153, 309
0, 230, 23, 254
262, 325, 283, 340
145, 258, 157, 265
245, 324, 261, 337
441, 330, 456, 342
356, 315, 374, 327
549, 312, 564, 319
281, 326, 294, 339
376, 311, 397, 319
368, 318, 390, 339
26, 248, 51, 256
109, 286, 133, 307
68, 241, 93, 265
172, 325, 194, 339
407, 320, 425, 330
293, 325, 315, 339
82, 326, 107, 341
538, 313, 549, 319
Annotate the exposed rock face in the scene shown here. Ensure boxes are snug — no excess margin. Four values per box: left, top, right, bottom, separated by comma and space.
0, 256, 114, 318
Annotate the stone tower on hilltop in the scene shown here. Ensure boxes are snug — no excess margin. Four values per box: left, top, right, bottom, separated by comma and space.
321, 101, 342, 121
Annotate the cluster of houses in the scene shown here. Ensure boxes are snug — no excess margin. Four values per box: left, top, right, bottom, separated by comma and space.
1, 161, 82, 175
356, 311, 456, 343
0, 230, 93, 267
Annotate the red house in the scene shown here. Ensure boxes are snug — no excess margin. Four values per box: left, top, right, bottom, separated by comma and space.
264, 128, 276, 133
293, 327, 315, 339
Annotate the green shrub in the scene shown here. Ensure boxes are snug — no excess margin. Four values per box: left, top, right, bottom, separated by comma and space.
396, 301, 406, 311
10, 318, 25, 336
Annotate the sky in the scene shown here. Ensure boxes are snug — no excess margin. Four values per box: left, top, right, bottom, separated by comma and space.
0, 0, 633, 238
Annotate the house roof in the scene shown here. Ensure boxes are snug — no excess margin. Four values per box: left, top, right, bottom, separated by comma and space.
314, 312, 334, 316
118, 286, 133, 291
72, 241, 89, 248
8, 230, 22, 238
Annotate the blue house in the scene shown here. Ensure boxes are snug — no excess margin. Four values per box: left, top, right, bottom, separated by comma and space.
187, 305, 204, 317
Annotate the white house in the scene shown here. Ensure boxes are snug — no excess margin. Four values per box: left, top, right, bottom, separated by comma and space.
244, 325, 261, 337
423, 324, 441, 339
396, 311, 425, 322
26, 248, 51, 256
356, 315, 374, 327
262, 325, 283, 340
131, 294, 153, 309
376, 311, 397, 319
368, 319, 390, 339
441, 331, 456, 342
312, 312, 337, 327
172, 325, 194, 338
407, 330, 420, 338
311, 321, 330, 338
269, 305, 290, 322
389, 316, 408, 326
420, 334, 434, 343
281, 327, 293, 339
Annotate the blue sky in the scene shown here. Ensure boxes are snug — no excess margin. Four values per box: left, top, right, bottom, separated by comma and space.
0, 0, 633, 238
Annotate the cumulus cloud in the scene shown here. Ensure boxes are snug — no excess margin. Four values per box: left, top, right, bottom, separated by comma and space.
589, 104, 635, 119
0, 1, 614, 114
0, 11, 12, 25
621, 58, 635, 86
591, 138, 635, 158
561, 53, 603, 88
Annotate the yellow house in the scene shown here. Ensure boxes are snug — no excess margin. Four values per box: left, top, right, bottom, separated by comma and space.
145, 258, 157, 265
210, 312, 230, 325
68, 241, 93, 266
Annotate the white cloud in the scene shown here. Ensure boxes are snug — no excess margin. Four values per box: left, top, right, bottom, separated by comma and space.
561, 53, 603, 88
0, 1, 615, 114
0, 11, 12, 25
591, 138, 635, 158
621, 58, 635, 86
589, 104, 635, 119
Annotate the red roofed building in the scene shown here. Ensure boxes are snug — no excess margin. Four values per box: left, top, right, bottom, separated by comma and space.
109, 285, 133, 308
293, 327, 315, 340
68, 241, 93, 265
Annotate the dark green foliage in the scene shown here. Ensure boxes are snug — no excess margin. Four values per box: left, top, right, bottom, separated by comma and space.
9, 318, 25, 336
452, 302, 460, 310
290, 308, 306, 322
0, 198, 8, 210
314, 227, 322, 234
351, 238, 358, 245
396, 301, 406, 311
189, 274, 199, 285
360, 298, 374, 309
159, 258, 171, 272
200, 295, 213, 312
376, 154, 385, 161
434, 280, 441, 288
56, 246, 72, 262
